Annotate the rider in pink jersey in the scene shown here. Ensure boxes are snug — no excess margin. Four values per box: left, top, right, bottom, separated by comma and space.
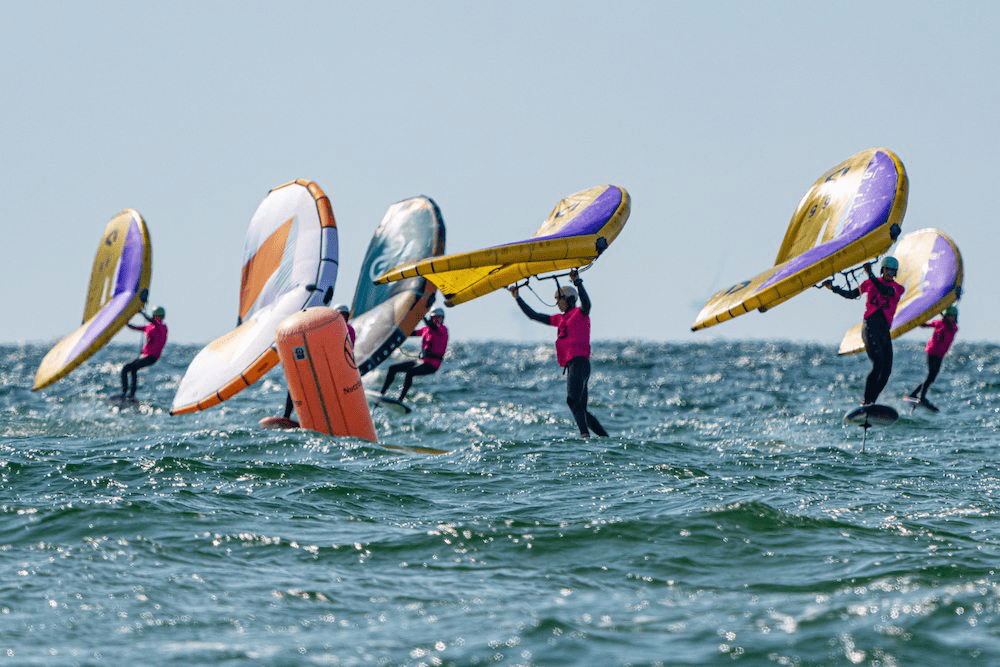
907, 305, 958, 412
336, 303, 358, 347
510, 269, 607, 438
379, 307, 449, 402
824, 256, 905, 405
120, 306, 168, 400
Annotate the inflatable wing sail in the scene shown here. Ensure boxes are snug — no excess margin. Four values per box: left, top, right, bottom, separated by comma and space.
171, 179, 338, 415
692, 148, 908, 331
838, 228, 963, 355
33, 210, 152, 390
374, 184, 630, 306
350, 196, 446, 375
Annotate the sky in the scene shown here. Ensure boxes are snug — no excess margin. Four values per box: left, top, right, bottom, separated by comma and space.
2, 1, 997, 347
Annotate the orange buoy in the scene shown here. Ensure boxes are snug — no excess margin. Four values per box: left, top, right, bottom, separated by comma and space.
275, 308, 377, 441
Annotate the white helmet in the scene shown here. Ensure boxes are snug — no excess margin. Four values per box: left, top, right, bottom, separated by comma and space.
555, 285, 577, 301
430, 307, 445, 319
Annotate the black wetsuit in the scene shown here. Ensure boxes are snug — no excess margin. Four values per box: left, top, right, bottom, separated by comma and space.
911, 355, 943, 402
120, 355, 158, 398
831, 277, 897, 404
515, 281, 608, 437
380, 360, 437, 401
564, 356, 608, 437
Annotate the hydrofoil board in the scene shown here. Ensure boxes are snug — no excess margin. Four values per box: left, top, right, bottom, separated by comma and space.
366, 390, 412, 415
844, 403, 899, 428
903, 395, 939, 413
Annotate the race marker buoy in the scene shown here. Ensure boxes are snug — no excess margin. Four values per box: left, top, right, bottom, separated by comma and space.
275, 308, 377, 441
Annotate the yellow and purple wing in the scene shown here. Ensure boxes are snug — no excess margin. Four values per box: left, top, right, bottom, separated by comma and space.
33, 210, 152, 390
374, 185, 630, 306
838, 228, 962, 355
692, 148, 908, 331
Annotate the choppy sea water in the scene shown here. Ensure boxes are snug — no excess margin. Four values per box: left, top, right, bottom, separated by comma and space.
2, 339, 1000, 666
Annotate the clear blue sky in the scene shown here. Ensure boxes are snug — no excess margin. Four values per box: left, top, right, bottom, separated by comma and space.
3, 1, 996, 345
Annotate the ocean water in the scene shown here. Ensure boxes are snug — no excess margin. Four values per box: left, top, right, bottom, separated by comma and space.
2, 339, 1000, 666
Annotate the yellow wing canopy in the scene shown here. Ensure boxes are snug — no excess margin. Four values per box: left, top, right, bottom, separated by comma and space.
374, 185, 630, 306
838, 228, 963, 355
33, 210, 152, 390
692, 148, 908, 331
